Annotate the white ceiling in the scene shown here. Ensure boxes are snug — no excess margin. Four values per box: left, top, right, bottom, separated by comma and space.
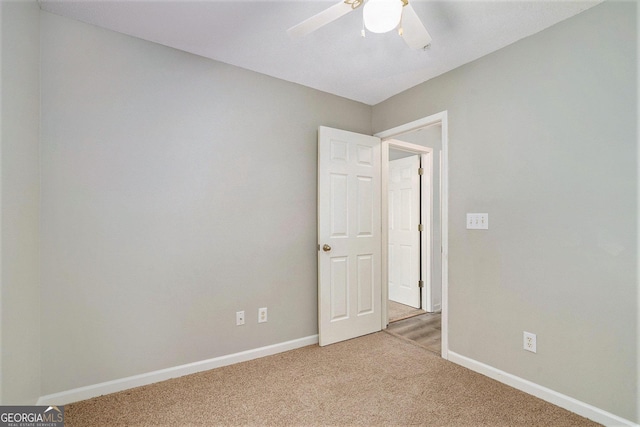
39, 0, 602, 105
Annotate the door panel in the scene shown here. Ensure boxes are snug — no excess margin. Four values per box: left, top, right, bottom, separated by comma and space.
330, 257, 349, 321
330, 174, 348, 237
357, 176, 374, 235
318, 126, 381, 346
357, 254, 374, 314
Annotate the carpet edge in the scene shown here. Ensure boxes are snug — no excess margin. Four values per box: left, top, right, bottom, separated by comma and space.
448, 350, 638, 427
37, 334, 319, 406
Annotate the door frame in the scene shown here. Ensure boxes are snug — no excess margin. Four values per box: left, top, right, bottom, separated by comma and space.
376, 111, 449, 360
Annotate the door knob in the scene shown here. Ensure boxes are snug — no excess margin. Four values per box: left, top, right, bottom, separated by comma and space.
322, 244, 332, 252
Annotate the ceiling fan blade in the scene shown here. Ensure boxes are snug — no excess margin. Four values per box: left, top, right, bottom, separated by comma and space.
287, 1, 356, 38
401, 3, 432, 50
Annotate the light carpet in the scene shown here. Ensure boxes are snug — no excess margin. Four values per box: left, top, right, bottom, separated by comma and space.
66, 332, 599, 426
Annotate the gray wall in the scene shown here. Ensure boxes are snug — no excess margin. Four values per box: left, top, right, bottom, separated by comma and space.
39, 11, 371, 395
373, 1, 637, 422
0, 0, 42, 405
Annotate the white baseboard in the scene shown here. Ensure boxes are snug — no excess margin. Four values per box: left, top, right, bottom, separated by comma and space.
448, 351, 638, 427
37, 335, 319, 406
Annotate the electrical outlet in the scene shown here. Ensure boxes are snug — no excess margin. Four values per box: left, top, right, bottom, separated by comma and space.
258, 307, 267, 323
236, 311, 245, 326
523, 331, 536, 353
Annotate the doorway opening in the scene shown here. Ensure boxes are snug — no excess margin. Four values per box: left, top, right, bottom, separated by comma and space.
385, 140, 441, 355
387, 147, 429, 322
377, 112, 449, 359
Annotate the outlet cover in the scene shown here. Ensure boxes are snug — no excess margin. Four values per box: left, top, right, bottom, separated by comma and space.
258, 307, 267, 323
523, 331, 536, 353
236, 311, 245, 326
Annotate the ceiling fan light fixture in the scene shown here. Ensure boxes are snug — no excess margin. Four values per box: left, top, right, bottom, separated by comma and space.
363, 0, 403, 34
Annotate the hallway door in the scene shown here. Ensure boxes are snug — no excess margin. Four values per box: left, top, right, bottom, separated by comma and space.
388, 155, 421, 308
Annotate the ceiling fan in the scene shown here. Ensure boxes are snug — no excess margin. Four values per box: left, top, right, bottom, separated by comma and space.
287, 0, 432, 50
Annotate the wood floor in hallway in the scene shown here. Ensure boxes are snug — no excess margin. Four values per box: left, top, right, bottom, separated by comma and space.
386, 311, 441, 355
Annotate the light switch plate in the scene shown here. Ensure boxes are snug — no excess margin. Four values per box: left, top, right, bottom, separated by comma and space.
467, 213, 489, 229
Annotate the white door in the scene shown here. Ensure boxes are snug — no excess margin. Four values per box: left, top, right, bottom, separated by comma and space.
317, 126, 381, 346
388, 155, 421, 308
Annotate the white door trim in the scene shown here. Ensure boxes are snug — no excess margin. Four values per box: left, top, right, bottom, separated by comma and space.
376, 111, 449, 360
